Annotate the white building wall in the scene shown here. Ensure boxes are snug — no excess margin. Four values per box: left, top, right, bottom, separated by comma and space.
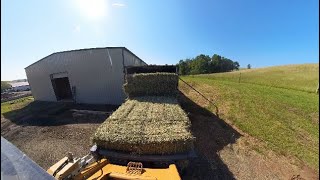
25, 48, 144, 105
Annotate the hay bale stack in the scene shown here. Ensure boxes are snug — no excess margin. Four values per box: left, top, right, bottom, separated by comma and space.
124, 73, 178, 97
92, 96, 194, 154
92, 72, 194, 155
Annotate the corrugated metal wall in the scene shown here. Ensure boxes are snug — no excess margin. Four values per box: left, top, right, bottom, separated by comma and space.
25, 48, 146, 105
123, 49, 147, 66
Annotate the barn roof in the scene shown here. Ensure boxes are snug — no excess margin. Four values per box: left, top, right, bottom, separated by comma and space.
25, 47, 146, 69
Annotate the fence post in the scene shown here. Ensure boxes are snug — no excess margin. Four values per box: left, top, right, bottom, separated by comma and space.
316, 83, 319, 94
238, 73, 241, 83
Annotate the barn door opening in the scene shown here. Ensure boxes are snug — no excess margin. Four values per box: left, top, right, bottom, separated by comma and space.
51, 77, 73, 101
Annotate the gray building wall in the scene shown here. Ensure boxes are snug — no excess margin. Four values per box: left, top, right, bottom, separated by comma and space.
123, 49, 146, 66
25, 47, 146, 105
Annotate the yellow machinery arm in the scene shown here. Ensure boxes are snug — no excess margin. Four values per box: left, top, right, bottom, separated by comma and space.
47, 156, 181, 180
77, 159, 180, 180
47, 144, 194, 180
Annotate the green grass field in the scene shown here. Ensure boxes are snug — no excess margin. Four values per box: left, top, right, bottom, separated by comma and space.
197, 63, 319, 93
1, 96, 34, 114
180, 63, 319, 170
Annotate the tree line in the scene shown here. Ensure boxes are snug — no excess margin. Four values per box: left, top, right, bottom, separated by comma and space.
1, 81, 11, 92
177, 54, 240, 75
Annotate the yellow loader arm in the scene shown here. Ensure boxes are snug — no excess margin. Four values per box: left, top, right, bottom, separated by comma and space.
47, 155, 181, 180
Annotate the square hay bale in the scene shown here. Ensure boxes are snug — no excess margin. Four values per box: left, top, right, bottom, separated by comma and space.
123, 73, 178, 97
92, 96, 194, 155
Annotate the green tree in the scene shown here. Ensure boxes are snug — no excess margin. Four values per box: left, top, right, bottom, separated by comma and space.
233, 61, 240, 70
211, 54, 222, 72
220, 57, 234, 72
191, 54, 211, 74
247, 64, 251, 69
1, 81, 11, 92
178, 60, 188, 75
178, 53, 241, 75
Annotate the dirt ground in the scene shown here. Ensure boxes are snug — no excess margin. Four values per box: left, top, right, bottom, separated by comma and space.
1, 96, 319, 180
1, 102, 117, 170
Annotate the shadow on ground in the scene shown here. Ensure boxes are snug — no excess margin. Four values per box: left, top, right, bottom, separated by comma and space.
178, 91, 242, 180
3, 93, 242, 179
2, 101, 119, 126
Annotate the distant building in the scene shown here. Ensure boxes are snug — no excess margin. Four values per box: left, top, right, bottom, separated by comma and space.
25, 47, 147, 105
9, 82, 30, 92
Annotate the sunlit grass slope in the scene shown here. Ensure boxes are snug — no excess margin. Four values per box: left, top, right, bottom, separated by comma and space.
179, 63, 319, 170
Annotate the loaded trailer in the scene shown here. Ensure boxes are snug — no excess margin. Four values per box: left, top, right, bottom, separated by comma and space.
47, 65, 197, 179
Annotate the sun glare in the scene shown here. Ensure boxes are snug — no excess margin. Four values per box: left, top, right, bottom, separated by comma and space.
75, 0, 107, 20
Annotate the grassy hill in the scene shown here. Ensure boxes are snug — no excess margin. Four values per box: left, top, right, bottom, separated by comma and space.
179, 63, 319, 170
198, 63, 319, 93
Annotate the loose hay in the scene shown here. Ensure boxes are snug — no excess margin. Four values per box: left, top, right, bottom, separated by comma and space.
123, 73, 178, 97
92, 96, 194, 154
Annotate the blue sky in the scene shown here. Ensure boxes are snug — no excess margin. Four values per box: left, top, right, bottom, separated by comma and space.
1, 0, 319, 80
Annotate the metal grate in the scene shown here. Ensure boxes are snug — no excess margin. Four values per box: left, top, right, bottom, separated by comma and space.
126, 161, 143, 175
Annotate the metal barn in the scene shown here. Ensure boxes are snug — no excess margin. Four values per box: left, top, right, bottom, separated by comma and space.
25, 47, 147, 105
